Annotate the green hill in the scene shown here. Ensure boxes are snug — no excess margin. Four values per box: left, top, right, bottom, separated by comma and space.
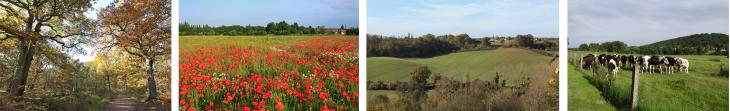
642, 33, 727, 48
367, 48, 553, 84
638, 33, 728, 55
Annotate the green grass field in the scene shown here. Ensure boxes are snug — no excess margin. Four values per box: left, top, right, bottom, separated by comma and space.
367, 48, 556, 109
568, 66, 618, 111
367, 48, 554, 83
568, 51, 728, 111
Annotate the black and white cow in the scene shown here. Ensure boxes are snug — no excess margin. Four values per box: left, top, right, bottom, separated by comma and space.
676, 58, 689, 74
664, 56, 677, 74
608, 59, 618, 78
648, 56, 667, 74
639, 56, 650, 73
620, 55, 629, 68
607, 54, 619, 63
626, 55, 636, 68
598, 54, 608, 66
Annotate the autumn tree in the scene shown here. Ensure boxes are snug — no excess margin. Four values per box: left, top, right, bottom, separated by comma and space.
0, 0, 94, 97
97, 0, 171, 101
516, 34, 535, 47
400, 66, 432, 111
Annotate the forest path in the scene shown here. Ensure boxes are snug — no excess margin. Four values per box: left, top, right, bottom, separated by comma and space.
104, 93, 170, 111
104, 94, 143, 111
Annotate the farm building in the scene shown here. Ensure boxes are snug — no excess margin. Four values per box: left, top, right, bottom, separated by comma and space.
324, 28, 346, 35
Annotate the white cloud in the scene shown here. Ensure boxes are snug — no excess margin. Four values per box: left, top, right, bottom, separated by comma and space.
368, 0, 558, 37
569, 0, 728, 47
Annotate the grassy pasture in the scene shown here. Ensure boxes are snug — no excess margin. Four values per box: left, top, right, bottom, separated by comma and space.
568, 66, 618, 111
367, 48, 554, 83
367, 48, 556, 109
568, 51, 728, 111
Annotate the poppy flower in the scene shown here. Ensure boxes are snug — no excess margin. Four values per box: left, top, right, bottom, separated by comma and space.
322, 105, 332, 111
275, 97, 285, 110
319, 92, 329, 101
263, 91, 272, 99
179, 37, 358, 110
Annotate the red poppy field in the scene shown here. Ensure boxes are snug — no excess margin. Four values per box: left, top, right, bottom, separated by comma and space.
179, 36, 359, 111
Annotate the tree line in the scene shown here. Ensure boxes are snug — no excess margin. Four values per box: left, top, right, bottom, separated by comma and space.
367, 33, 557, 57
574, 33, 728, 55
180, 21, 358, 36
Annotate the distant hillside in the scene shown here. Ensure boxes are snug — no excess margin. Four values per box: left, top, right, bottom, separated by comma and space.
638, 33, 728, 55
642, 33, 727, 48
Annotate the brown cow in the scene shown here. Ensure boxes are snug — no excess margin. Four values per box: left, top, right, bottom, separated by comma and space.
582, 54, 595, 69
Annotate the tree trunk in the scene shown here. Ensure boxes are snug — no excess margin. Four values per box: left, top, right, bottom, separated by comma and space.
72, 62, 82, 98
106, 75, 112, 92
45, 69, 51, 90
123, 74, 129, 90
9, 39, 35, 97
145, 58, 158, 101
29, 69, 41, 91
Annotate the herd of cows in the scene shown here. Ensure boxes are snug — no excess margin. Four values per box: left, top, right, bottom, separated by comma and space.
581, 54, 690, 77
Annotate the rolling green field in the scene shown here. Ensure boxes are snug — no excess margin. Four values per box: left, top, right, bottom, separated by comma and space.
568, 51, 728, 111
367, 48, 557, 110
367, 48, 554, 83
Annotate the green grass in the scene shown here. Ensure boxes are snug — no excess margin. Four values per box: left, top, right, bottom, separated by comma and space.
568, 66, 618, 111
568, 51, 728, 110
367, 48, 553, 83
367, 48, 554, 109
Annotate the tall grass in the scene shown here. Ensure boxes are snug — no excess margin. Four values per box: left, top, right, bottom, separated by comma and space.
568, 51, 728, 110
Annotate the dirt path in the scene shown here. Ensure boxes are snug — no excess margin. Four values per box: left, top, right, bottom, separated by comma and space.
519, 59, 558, 110
105, 94, 143, 111
104, 94, 170, 111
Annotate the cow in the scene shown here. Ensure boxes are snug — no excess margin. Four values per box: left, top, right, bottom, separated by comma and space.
639, 56, 650, 73
606, 54, 619, 63
608, 59, 618, 79
664, 56, 677, 74
582, 54, 596, 69
600, 54, 618, 67
620, 55, 629, 68
597, 54, 608, 66
676, 58, 689, 74
648, 56, 666, 73
626, 55, 636, 68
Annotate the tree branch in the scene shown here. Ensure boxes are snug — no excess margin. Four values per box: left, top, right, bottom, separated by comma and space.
49, 36, 78, 48
45, 33, 88, 48
123, 47, 144, 58
6, 1, 28, 9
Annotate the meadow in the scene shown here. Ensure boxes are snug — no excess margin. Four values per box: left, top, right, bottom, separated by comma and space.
367, 48, 558, 110
179, 35, 358, 111
568, 51, 728, 111
367, 48, 553, 84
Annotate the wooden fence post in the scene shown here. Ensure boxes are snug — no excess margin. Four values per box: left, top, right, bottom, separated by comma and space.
631, 64, 640, 110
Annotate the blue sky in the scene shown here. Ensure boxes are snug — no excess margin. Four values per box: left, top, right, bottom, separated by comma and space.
74, 0, 113, 62
368, 0, 558, 38
181, 0, 358, 28
569, 0, 728, 47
